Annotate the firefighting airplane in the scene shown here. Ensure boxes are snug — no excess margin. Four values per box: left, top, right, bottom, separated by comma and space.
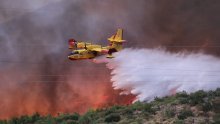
68, 29, 125, 60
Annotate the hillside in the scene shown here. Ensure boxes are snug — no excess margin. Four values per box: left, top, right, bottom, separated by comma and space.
1, 88, 220, 124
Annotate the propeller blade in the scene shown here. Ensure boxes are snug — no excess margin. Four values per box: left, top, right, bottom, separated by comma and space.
84, 43, 87, 50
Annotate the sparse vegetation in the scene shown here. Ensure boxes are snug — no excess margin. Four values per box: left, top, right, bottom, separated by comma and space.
104, 113, 121, 122
0, 88, 219, 124
164, 107, 175, 118
177, 109, 194, 120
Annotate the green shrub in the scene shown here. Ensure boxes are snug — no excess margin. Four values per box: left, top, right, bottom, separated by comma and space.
67, 113, 79, 120
0, 120, 7, 124
143, 104, 155, 114
105, 108, 116, 116
104, 113, 121, 123
176, 91, 189, 98
214, 88, 220, 97
65, 120, 78, 124
178, 98, 189, 104
79, 115, 91, 124
8, 116, 37, 124
18, 112, 41, 123
131, 101, 143, 111
17, 115, 35, 124
130, 102, 155, 114
111, 105, 123, 110
212, 97, 220, 113
177, 110, 193, 120
154, 97, 164, 102
123, 107, 133, 115
202, 102, 213, 112
164, 108, 175, 118
56, 113, 80, 123
174, 119, 184, 124
79, 110, 96, 124
8, 117, 18, 124
189, 90, 206, 106
43, 115, 56, 124
213, 113, 220, 124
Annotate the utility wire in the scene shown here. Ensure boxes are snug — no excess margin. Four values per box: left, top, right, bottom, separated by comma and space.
5, 44, 220, 47
0, 60, 220, 73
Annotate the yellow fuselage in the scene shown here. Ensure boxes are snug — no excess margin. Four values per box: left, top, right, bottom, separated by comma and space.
68, 43, 109, 60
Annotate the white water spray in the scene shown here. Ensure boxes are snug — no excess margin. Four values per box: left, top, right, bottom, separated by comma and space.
98, 48, 220, 102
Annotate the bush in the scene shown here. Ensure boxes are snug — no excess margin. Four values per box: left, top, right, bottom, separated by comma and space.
8, 117, 19, 124
143, 104, 155, 114
213, 113, 220, 124
105, 108, 116, 116
19, 112, 41, 123
177, 110, 193, 120
212, 98, 220, 113
79, 115, 91, 124
154, 97, 164, 102
56, 113, 80, 123
164, 108, 175, 118
131, 101, 143, 111
178, 98, 189, 104
189, 90, 207, 106
214, 88, 220, 97
131, 102, 155, 114
123, 107, 133, 115
43, 115, 56, 124
104, 113, 121, 123
111, 105, 124, 110
65, 120, 78, 124
176, 91, 189, 98
17, 115, 34, 124
8, 116, 37, 124
202, 102, 213, 112
79, 110, 96, 124
174, 119, 184, 124
0, 120, 7, 124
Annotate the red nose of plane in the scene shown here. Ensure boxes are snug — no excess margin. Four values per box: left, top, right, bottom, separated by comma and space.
68, 55, 77, 60
68, 57, 77, 60
69, 39, 77, 49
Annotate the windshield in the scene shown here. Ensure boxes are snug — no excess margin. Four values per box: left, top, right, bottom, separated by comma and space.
69, 51, 79, 56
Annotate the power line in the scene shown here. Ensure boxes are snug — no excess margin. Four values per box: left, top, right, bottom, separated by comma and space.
1, 74, 220, 78
25, 74, 220, 77
17, 81, 220, 85
0, 60, 71, 65
163, 46, 220, 48
4, 44, 220, 47
0, 60, 220, 73
139, 67, 220, 73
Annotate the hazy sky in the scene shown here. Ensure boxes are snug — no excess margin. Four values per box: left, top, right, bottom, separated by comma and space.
0, 0, 62, 24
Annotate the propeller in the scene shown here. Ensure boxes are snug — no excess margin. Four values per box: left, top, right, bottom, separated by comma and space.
84, 43, 87, 50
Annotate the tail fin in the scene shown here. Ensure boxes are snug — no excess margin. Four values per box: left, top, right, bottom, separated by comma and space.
108, 29, 126, 42
107, 29, 126, 58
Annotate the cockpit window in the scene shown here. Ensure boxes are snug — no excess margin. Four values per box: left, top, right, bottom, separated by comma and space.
69, 53, 73, 56
73, 51, 79, 54
69, 51, 79, 56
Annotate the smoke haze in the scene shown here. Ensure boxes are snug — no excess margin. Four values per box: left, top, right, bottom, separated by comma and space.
0, 0, 220, 119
